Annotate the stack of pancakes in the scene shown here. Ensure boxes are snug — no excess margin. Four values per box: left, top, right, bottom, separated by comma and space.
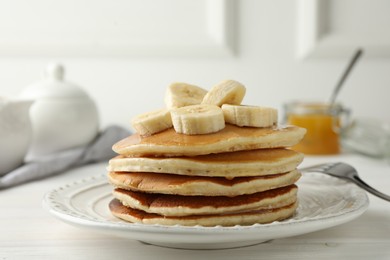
107, 124, 306, 226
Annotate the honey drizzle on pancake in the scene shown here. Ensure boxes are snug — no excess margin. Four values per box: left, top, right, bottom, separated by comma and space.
113, 124, 305, 157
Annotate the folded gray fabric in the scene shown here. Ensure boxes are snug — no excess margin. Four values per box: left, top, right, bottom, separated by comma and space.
0, 125, 130, 189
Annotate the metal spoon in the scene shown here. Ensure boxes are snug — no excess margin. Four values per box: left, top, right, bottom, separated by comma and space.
301, 162, 390, 202
329, 49, 363, 105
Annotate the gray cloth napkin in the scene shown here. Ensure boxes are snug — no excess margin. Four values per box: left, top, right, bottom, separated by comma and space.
0, 125, 130, 189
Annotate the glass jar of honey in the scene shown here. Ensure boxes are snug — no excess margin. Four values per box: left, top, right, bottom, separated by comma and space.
284, 102, 349, 155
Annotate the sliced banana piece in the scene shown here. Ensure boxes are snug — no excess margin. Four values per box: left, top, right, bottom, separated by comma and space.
222, 104, 278, 127
171, 104, 225, 135
165, 82, 208, 108
202, 80, 246, 106
131, 108, 172, 136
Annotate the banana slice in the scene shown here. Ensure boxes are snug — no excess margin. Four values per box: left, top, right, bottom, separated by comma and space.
171, 104, 225, 135
222, 104, 278, 127
131, 108, 172, 136
165, 82, 208, 108
202, 80, 246, 106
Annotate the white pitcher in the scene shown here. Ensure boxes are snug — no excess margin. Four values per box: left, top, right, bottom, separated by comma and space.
0, 97, 33, 175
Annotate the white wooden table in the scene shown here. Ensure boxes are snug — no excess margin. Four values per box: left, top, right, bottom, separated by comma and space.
1, 154, 389, 260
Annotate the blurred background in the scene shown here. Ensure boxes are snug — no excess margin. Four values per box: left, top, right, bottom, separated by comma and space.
0, 0, 389, 128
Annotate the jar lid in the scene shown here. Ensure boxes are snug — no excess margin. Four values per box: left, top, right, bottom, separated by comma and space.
20, 63, 89, 99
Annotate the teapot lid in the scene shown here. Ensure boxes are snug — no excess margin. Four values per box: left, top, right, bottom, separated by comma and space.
20, 63, 90, 99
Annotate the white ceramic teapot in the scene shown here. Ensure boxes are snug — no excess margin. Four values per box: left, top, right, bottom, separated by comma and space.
20, 63, 100, 161
0, 97, 33, 175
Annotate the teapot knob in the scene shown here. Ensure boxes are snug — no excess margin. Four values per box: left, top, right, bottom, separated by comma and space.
44, 63, 64, 81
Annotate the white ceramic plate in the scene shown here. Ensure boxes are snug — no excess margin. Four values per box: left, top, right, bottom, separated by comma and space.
43, 173, 369, 249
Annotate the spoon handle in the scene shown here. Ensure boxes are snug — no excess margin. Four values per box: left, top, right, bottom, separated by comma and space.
329, 48, 363, 104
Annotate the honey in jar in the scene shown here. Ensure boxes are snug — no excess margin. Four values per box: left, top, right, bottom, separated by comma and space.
284, 102, 347, 155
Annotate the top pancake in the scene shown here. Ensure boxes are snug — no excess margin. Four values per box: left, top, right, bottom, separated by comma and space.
113, 124, 306, 157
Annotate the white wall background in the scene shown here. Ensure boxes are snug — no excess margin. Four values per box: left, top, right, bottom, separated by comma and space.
0, 0, 389, 131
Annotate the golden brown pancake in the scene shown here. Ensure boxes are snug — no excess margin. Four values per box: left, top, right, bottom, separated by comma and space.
113, 124, 306, 157
108, 170, 301, 196
109, 199, 298, 226
108, 148, 303, 178
112, 185, 297, 216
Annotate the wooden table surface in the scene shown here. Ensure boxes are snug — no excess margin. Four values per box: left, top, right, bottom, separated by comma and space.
0, 154, 389, 260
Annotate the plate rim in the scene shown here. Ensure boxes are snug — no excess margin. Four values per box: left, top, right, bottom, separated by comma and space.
42, 173, 370, 236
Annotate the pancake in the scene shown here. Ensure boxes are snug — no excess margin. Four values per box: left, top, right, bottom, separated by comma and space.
113, 124, 306, 157
112, 185, 297, 216
108, 148, 303, 178
108, 170, 301, 196
109, 199, 298, 226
